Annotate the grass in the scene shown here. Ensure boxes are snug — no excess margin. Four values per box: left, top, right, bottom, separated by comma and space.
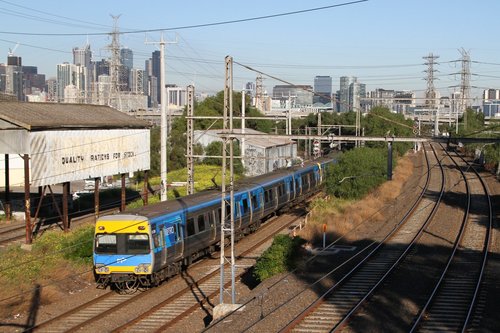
301, 154, 416, 243
0, 224, 95, 318
128, 164, 243, 208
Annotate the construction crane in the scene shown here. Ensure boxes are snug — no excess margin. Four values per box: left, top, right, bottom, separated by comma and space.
8, 43, 19, 56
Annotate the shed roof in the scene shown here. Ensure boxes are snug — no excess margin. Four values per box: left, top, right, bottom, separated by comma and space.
194, 128, 295, 149
0, 101, 149, 131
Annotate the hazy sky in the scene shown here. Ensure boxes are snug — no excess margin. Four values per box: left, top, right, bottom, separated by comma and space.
0, 0, 499, 100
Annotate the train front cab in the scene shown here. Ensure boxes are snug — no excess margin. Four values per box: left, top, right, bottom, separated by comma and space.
93, 215, 153, 288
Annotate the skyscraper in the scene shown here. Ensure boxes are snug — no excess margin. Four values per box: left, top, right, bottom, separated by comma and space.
339, 76, 365, 112
73, 43, 91, 67
120, 48, 133, 90
151, 50, 161, 104
313, 76, 332, 105
120, 48, 133, 70
130, 68, 145, 94
56, 62, 74, 102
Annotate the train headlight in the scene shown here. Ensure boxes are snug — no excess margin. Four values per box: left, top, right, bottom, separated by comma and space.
134, 264, 151, 274
95, 264, 110, 274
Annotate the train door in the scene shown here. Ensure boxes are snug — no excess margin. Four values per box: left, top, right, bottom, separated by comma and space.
164, 216, 184, 261
287, 176, 294, 201
239, 192, 251, 227
234, 194, 242, 229
250, 188, 264, 220
295, 174, 302, 197
208, 210, 216, 242
152, 224, 167, 269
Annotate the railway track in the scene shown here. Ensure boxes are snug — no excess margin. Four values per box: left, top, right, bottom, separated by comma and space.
0, 207, 119, 248
410, 145, 492, 332
203, 143, 435, 332
0, 223, 26, 248
112, 212, 304, 333
278, 143, 445, 332
28, 207, 307, 332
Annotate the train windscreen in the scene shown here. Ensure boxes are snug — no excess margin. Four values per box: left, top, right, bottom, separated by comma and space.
95, 234, 150, 255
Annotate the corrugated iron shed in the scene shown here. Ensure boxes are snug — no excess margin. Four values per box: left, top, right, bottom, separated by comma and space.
194, 128, 295, 148
0, 101, 150, 130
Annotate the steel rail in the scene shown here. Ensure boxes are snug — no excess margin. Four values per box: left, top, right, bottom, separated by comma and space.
278, 142, 445, 332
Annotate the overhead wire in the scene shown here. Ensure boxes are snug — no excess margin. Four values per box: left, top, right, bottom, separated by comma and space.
0, 0, 369, 36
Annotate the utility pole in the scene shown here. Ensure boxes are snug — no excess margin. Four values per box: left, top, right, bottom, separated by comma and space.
146, 34, 177, 202
241, 89, 246, 168
109, 15, 122, 110
423, 53, 439, 109
220, 56, 236, 305
186, 85, 195, 195
459, 48, 471, 130
255, 75, 263, 112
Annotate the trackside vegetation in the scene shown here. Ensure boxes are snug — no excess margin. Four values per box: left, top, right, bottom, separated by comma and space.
253, 234, 306, 282
0, 224, 94, 286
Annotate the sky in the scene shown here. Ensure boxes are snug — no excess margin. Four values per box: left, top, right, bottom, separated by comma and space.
0, 0, 499, 102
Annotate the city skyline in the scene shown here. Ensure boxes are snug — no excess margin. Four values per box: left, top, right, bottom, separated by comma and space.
0, 0, 499, 100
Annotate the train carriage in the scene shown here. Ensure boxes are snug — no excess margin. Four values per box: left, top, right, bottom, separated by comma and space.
93, 156, 335, 292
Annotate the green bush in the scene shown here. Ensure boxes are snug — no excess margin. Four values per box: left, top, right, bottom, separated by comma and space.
60, 225, 94, 263
253, 235, 305, 282
325, 147, 388, 199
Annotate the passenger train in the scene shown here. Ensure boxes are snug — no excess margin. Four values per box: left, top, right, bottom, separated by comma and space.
93, 156, 335, 292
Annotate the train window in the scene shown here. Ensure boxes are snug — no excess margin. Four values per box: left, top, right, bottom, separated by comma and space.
226, 205, 231, 218
264, 191, 269, 203
153, 234, 160, 248
251, 194, 258, 209
126, 234, 150, 254
187, 218, 195, 236
197, 215, 206, 232
95, 234, 117, 254
242, 198, 249, 215
208, 211, 215, 227
159, 227, 166, 247
269, 189, 274, 201
173, 224, 179, 241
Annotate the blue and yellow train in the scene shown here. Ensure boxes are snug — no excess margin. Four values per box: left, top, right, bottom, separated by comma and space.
93, 157, 335, 292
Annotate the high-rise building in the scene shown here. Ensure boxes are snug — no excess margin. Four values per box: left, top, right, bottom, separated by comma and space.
94, 58, 109, 78
152, 50, 161, 104
120, 48, 133, 90
73, 43, 92, 67
7, 55, 21, 66
339, 76, 365, 112
313, 75, 332, 105
130, 68, 146, 94
120, 48, 133, 70
46, 78, 57, 102
0, 54, 23, 101
483, 88, 500, 100
57, 62, 90, 102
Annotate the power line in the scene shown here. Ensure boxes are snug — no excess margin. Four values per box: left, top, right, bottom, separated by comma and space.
0, 0, 369, 36
0, 0, 111, 29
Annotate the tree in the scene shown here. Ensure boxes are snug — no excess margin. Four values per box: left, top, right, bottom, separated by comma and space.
204, 141, 244, 174
325, 147, 387, 199
362, 106, 413, 156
